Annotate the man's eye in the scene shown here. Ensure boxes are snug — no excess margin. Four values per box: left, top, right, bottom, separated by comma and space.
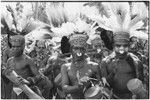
123, 44, 128, 48
115, 44, 121, 47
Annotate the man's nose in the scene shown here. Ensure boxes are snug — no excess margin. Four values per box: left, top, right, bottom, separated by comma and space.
119, 46, 125, 49
12, 47, 17, 50
76, 50, 82, 53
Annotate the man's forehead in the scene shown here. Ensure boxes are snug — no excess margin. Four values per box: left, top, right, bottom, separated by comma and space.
73, 46, 85, 49
114, 42, 129, 45
11, 41, 22, 46
11, 35, 25, 43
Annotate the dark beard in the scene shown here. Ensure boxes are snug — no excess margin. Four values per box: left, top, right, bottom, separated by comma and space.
115, 51, 128, 59
13, 49, 24, 57
73, 54, 85, 62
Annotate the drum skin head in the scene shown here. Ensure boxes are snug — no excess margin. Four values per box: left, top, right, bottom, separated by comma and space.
84, 85, 102, 99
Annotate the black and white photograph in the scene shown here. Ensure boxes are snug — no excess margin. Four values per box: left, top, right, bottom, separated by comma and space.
1, 1, 149, 99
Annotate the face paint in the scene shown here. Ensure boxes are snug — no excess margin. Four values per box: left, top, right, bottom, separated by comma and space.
77, 52, 82, 56
119, 50, 124, 54
10, 35, 25, 57
97, 48, 101, 53
72, 46, 85, 62
11, 45, 24, 57
14, 48, 24, 57
114, 43, 129, 58
11, 41, 25, 57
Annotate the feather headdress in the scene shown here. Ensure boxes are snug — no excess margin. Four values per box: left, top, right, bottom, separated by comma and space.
83, 2, 148, 40
46, 2, 100, 36
1, 3, 55, 54
51, 18, 91, 47
47, 2, 103, 48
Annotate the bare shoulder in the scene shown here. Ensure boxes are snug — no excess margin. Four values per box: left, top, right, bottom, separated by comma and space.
128, 53, 139, 61
7, 56, 14, 61
7, 57, 15, 63
128, 53, 141, 65
6, 57, 15, 68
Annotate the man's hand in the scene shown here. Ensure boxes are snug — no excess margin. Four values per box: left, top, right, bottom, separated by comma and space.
102, 77, 110, 86
27, 77, 35, 86
15, 76, 30, 86
79, 76, 90, 84
132, 94, 137, 99
39, 68, 46, 73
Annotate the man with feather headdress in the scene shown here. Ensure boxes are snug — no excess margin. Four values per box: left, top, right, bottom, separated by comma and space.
95, 2, 148, 99
2, 35, 54, 99
1, 3, 55, 99
59, 19, 101, 99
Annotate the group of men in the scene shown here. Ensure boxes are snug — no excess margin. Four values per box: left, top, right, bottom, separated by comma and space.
1, 28, 149, 99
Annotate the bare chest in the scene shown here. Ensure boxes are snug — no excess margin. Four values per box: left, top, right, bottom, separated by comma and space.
11, 59, 33, 78
68, 64, 94, 85
107, 60, 133, 74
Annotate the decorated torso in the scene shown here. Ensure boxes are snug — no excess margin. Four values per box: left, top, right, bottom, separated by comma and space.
101, 52, 143, 94
62, 59, 100, 98
106, 58, 135, 93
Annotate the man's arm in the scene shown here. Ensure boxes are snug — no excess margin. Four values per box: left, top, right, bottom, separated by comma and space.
137, 61, 144, 82
91, 63, 101, 81
2, 58, 13, 84
2, 49, 9, 68
101, 60, 108, 78
100, 59, 110, 85
61, 64, 82, 94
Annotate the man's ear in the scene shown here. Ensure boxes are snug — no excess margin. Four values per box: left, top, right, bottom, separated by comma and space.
22, 43, 25, 48
112, 43, 115, 48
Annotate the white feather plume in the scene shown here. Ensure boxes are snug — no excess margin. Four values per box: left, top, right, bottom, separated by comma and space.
129, 2, 148, 29
51, 22, 76, 37
130, 31, 148, 40
75, 18, 91, 33
131, 2, 148, 19
86, 2, 149, 40
64, 2, 84, 22
102, 2, 131, 32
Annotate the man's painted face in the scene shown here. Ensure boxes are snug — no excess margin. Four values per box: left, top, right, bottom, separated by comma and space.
11, 41, 25, 57
114, 43, 129, 56
72, 46, 86, 62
